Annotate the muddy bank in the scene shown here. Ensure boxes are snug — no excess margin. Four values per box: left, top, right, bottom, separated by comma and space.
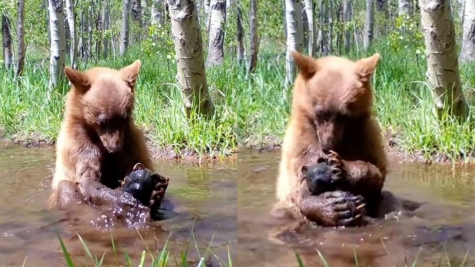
240, 131, 475, 165
1, 132, 238, 164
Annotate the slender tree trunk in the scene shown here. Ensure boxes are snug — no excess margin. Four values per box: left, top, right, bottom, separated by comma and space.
16, 0, 25, 76
87, 6, 93, 59
102, 0, 110, 58
343, 0, 353, 54
65, 0, 77, 69
284, 0, 304, 85
303, 0, 315, 56
237, 5, 245, 66
363, 0, 374, 51
206, 0, 226, 67
2, 15, 13, 70
151, 0, 163, 25
459, 0, 475, 62
167, 0, 215, 118
398, 0, 413, 16
79, 11, 84, 59
48, 0, 67, 89
120, 0, 131, 56
132, 0, 142, 25
326, 0, 333, 54
248, 0, 258, 73
420, 0, 468, 120
318, 0, 328, 55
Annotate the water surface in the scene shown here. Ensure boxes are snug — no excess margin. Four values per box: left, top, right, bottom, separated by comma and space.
0, 142, 237, 266
238, 149, 475, 267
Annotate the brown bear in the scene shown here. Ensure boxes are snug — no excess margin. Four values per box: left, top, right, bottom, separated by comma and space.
49, 60, 167, 219
274, 51, 388, 227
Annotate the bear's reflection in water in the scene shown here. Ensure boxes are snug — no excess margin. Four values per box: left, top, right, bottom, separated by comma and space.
238, 149, 475, 267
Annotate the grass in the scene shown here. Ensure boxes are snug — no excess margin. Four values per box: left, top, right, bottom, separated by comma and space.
237, 39, 475, 163
295, 248, 470, 267
0, 46, 237, 158
34, 230, 234, 267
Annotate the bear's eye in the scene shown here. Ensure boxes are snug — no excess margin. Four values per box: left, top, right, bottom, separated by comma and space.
97, 113, 108, 126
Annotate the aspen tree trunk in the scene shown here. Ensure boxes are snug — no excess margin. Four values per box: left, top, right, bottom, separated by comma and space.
87, 6, 92, 59
398, 0, 413, 16
420, 0, 468, 120
206, 0, 226, 67
132, 0, 142, 25
65, 0, 77, 69
237, 5, 245, 66
120, 0, 131, 56
326, 0, 333, 54
318, 0, 328, 55
102, 0, 110, 58
459, 0, 475, 62
248, 0, 258, 73
48, 0, 67, 89
151, 0, 163, 25
363, 0, 374, 51
16, 0, 25, 76
343, 0, 353, 54
2, 15, 12, 69
303, 0, 315, 56
167, 0, 215, 118
79, 11, 84, 59
285, 0, 304, 85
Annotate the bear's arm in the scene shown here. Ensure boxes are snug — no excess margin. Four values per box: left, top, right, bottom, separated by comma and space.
340, 159, 384, 199
296, 183, 341, 227
75, 145, 138, 207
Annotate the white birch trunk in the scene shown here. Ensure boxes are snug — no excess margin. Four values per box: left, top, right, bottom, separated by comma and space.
16, 0, 26, 76
285, 0, 304, 85
48, 0, 67, 89
398, 0, 413, 16
65, 0, 77, 69
237, 5, 245, 66
459, 0, 475, 62
120, 0, 131, 56
303, 0, 315, 56
363, 0, 374, 51
248, 0, 258, 73
2, 15, 12, 69
205, 0, 226, 67
167, 0, 215, 118
343, 0, 353, 54
151, 0, 162, 25
420, 0, 468, 119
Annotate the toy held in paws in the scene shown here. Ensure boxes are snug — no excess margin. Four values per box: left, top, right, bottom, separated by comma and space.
301, 153, 345, 195
121, 163, 170, 210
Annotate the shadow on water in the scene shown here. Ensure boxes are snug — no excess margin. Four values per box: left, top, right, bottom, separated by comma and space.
0, 141, 237, 266
238, 149, 475, 267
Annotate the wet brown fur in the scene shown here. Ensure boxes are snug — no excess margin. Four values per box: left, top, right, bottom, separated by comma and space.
274, 51, 388, 226
49, 60, 154, 209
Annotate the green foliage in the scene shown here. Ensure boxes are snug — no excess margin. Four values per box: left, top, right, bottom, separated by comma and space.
387, 16, 424, 54
0, 46, 237, 157
141, 24, 175, 60
238, 39, 475, 162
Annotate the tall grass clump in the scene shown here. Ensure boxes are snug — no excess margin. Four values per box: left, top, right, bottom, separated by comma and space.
0, 46, 237, 157
237, 39, 475, 162
51, 231, 233, 267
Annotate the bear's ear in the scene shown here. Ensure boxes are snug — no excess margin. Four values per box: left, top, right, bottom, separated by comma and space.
64, 67, 91, 93
355, 53, 380, 81
120, 60, 142, 89
290, 50, 318, 80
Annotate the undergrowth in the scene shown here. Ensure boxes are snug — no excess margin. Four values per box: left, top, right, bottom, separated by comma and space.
0, 46, 237, 158
237, 40, 475, 163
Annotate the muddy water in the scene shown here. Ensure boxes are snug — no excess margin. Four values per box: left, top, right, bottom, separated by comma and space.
0, 142, 237, 266
238, 149, 475, 267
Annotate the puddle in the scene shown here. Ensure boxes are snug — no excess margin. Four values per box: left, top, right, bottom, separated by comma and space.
0, 142, 237, 266
238, 149, 475, 267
